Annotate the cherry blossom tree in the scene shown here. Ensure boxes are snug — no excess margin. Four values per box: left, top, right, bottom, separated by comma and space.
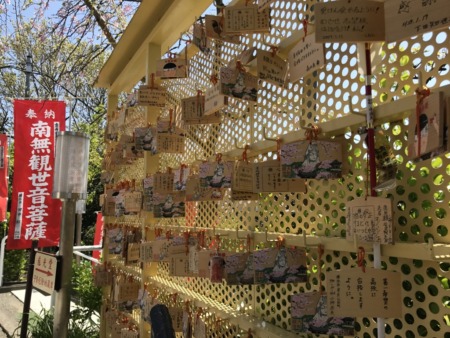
0, 0, 139, 132
0, 0, 139, 241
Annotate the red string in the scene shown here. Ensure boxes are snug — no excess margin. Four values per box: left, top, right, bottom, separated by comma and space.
318, 244, 324, 293
219, 14, 224, 29
269, 45, 279, 57
276, 138, 282, 161
276, 236, 285, 249
236, 60, 246, 73
150, 73, 155, 88
179, 164, 187, 185
198, 230, 206, 248
357, 246, 366, 273
242, 145, 249, 163
216, 153, 222, 163
415, 86, 431, 157
155, 228, 162, 237
184, 231, 190, 254
302, 19, 308, 42
305, 125, 320, 143
215, 234, 221, 252
169, 108, 174, 130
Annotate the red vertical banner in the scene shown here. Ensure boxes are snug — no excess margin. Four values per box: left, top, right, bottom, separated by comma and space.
0, 134, 8, 221
7, 100, 66, 250
92, 212, 104, 261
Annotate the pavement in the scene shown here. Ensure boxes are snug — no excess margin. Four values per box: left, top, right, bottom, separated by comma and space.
0, 286, 53, 338
0, 286, 99, 338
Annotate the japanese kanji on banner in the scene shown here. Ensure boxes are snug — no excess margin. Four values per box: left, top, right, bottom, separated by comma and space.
7, 100, 65, 250
0, 134, 8, 221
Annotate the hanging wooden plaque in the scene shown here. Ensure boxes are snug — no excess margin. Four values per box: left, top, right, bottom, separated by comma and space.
205, 15, 240, 44
385, 0, 450, 42
346, 196, 394, 244
291, 292, 355, 335
253, 247, 307, 284
289, 33, 325, 83
223, 4, 270, 34
157, 121, 185, 154
153, 172, 175, 193
253, 160, 306, 193
408, 92, 444, 161
135, 126, 158, 154
281, 140, 343, 179
142, 176, 154, 212
204, 83, 228, 116
257, 50, 288, 87
156, 58, 187, 79
220, 66, 258, 102
137, 85, 166, 107
315, 0, 385, 42
258, 0, 275, 12
152, 191, 185, 218
224, 252, 254, 285
181, 95, 221, 125
327, 268, 402, 318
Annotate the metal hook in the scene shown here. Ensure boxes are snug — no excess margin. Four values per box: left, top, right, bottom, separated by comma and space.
234, 138, 246, 150
263, 127, 278, 142
236, 227, 251, 240
212, 226, 229, 238
348, 96, 366, 116
299, 120, 321, 132
194, 156, 206, 163
264, 229, 284, 246
427, 237, 435, 260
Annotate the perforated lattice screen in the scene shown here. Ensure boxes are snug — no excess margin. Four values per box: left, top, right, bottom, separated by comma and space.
103, 0, 450, 337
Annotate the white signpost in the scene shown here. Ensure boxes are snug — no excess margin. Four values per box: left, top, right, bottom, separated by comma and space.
32, 251, 59, 295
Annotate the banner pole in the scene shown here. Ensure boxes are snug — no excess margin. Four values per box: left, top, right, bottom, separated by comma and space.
20, 239, 38, 338
52, 198, 76, 338
363, 42, 385, 338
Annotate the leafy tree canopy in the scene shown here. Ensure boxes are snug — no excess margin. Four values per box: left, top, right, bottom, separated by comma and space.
0, 0, 139, 239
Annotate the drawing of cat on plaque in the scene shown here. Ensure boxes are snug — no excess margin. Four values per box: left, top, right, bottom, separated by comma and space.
220, 66, 258, 102
253, 247, 307, 284
152, 191, 185, 218
135, 127, 157, 154
199, 161, 233, 189
142, 176, 154, 212
281, 141, 342, 179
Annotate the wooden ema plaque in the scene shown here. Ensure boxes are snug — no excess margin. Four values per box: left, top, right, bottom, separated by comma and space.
327, 268, 402, 318
137, 85, 166, 107
289, 33, 325, 83
223, 4, 270, 34
315, 0, 385, 42
385, 0, 450, 43
346, 196, 394, 244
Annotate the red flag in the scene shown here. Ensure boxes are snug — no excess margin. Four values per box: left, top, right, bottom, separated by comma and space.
92, 212, 104, 261
7, 100, 65, 250
0, 134, 8, 221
